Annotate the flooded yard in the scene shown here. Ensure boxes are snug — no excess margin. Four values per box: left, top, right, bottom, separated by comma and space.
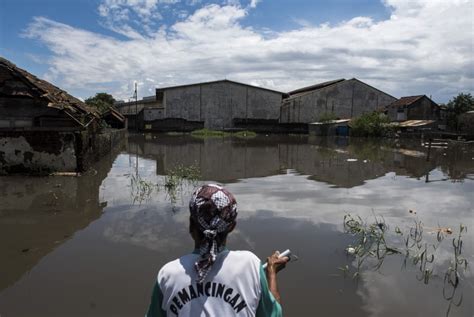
1, 134, 473, 317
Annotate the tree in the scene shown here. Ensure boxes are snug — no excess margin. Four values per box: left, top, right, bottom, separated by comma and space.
446, 93, 474, 130
85, 92, 116, 114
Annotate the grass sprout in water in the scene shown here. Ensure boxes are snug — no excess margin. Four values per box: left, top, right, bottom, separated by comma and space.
341, 214, 469, 317
443, 225, 468, 317
130, 173, 156, 205
128, 164, 200, 206
164, 164, 200, 205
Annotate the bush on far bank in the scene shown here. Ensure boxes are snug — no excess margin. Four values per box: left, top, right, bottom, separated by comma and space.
350, 112, 393, 137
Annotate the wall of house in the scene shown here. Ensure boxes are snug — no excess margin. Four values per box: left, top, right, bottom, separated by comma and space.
407, 98, 439, 120
387, 106, 406, 121
0, 131, 78, 173
162, 82, 282, 129
280, 79, 396, 123
0, 128, 126, 174
0, 97, 77, 128
387, 97, 440, 122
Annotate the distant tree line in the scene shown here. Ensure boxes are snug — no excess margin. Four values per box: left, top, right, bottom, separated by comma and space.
444, 93, 474, 131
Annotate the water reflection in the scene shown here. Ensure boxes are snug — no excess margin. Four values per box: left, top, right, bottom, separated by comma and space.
128, 134, 474, 187
0, 149, 118, 292
0, 133, 472, 317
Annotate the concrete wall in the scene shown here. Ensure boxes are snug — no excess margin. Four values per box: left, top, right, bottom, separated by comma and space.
0, 129, 126, 174
0, 131, 78, 173
77, 128, 126, 172
143, 108, 165, 121
280, 79, 396, 123
161, 81, 282, 129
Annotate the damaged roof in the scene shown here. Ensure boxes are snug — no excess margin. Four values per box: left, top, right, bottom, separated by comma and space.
390, 95, 427, 108
103, 106, 126, 123
0, 57, 100, 126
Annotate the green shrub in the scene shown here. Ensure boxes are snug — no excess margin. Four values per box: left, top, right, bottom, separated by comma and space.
190, 128, 230, 137
351, 112, 393, 137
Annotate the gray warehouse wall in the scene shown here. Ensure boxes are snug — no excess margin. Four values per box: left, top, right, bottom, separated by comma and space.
281, 79, 396, 123
160, 81, 282, 129
165, 85, 201, 121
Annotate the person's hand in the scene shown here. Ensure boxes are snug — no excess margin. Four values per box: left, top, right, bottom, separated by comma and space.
266, 251, 289, 275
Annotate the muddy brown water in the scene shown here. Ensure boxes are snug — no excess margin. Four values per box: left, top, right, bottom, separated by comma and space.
0, 134, 473, 317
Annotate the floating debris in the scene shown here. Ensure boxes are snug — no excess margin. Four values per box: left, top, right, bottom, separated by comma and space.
427, 227, 453, 235
345, 247, 356, 255
347, 158, 358, 162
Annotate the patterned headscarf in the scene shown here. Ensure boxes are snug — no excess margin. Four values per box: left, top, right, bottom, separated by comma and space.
189, 184, 238, 283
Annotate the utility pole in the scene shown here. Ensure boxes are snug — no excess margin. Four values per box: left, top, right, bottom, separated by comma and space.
134, 81, 138, 132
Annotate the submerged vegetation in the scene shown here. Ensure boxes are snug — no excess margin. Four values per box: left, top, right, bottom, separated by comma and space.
233, 130, 257, 138
190, 128, 257, 139
191, 128, 231, 137
129, 164, 200, 206
341, 214, 469, 316
164, 164, 201, 204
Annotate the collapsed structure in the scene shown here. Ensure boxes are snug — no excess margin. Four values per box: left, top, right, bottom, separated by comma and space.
0, 57, 125, 173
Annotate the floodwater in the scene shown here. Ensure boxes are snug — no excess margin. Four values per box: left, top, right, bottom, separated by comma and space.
1, 133, 473, 317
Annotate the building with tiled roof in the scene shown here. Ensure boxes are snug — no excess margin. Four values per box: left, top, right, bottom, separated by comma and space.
387, 95, 440, 122
0, 57, 100, 130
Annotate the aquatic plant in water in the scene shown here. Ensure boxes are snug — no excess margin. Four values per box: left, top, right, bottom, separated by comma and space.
341, 214, 469, 316
163, 164, 200, 205
128, 164, 200, 207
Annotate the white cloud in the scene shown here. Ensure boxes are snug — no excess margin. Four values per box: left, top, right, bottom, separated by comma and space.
249, 0, 261, 9
23, 0, 473, 102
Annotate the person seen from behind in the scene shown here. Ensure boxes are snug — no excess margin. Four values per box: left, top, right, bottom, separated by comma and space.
146, 184, 288, 316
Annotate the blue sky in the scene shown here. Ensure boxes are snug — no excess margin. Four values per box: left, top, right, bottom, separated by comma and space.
0, 0, 472, 102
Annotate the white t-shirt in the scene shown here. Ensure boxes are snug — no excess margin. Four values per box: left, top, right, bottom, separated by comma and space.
146, 249, 282, 317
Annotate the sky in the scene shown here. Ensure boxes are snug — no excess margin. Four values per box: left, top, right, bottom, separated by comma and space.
0, 0, 473, 103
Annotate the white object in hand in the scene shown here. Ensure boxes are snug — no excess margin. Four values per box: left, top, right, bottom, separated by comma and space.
262, 249, 292, 269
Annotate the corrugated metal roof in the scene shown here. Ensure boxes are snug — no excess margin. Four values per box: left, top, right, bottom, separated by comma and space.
156, 79, 285, 95
115, 97, 159, 107
288, 79, 345, 96
393, 120, 435, 127
0, 57, 100, 126
309, 119, 351, 125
